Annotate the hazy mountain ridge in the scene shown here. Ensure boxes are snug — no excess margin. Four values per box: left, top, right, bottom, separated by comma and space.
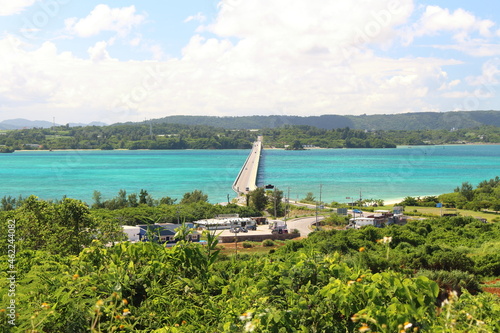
148, 111, 499, 130
0, 119, 55, 130
2, 111, 498, 131
0, 119, 107, 130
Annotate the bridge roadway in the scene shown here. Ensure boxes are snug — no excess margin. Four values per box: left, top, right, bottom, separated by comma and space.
232, 136, 262, 195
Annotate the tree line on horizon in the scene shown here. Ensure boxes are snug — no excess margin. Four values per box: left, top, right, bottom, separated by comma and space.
138, 111, 500, 130
0, 120, 498, 151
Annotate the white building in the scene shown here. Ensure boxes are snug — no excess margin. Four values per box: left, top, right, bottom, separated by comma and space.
122, 226, 141, 242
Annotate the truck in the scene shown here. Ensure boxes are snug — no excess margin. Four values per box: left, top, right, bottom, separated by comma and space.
269, 220, 288, 234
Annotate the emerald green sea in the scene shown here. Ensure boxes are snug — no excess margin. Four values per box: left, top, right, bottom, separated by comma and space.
0, 145, 498, 204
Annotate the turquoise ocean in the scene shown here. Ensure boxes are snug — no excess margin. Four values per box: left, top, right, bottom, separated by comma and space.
0, 145, 498, 205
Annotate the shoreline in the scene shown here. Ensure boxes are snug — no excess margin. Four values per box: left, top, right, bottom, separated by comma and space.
383, 193, 446, 206
10, 142, 500, 152
383, 199, 403, 206
263, 143, 500, 150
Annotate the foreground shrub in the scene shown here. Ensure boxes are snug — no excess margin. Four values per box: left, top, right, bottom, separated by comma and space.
262, 239, 275, 247
242, 242, 253, 248
417, 270, 482, 304
475, 253, 500, 276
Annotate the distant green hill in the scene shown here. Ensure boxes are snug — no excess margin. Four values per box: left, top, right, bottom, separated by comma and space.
148, 111, 499, 130
347, 111, 500, 130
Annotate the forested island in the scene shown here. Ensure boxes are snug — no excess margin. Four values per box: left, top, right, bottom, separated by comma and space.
0, 121, 498, 151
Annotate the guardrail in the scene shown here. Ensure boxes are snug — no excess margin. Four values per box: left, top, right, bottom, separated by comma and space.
232, 138, 262, 194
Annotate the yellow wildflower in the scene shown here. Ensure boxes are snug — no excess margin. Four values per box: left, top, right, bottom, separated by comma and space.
239, 311, 253, 321
359, 247, 365, 252
359, 323, 371, 332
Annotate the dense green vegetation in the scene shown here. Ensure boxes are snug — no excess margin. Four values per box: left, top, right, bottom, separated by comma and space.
139, 111, 500, 130
397, 177, 500, 212
307, 217, 500, 278
0, 115, 499, 151
0, 123, 255, 151
0, 191, 262, 249
1, 211, 499, 331
261, 125, 499, 148
263, 126, 397, 148
0, 179, 499, 331
0, 183, 498, 331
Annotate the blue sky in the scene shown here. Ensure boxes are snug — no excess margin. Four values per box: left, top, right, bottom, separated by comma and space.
0, 0, 499, 124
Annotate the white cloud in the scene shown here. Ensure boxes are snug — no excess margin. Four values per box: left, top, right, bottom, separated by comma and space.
467, 58, 500, 86
207, 0, 414, 54
442, 59, 499, 109
400, 6, 500, 58
401, 6, 500, 57
1, 1, 494, 123
0, 0, 38, 16
184, 12, 206, 23
403, 5, 496, 45
439, 79, 461, 91
88, 41, 113, 62
442, 89, 493, 99
65, 4, 145, 38
442, 91, 474, 99
431, 41, 500, 57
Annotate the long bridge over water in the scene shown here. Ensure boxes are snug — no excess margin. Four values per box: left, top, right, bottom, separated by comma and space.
232, 136, 262, 195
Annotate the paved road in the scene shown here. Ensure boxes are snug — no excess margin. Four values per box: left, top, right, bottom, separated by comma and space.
232, 136, 262, 195
286, 215, 324, 237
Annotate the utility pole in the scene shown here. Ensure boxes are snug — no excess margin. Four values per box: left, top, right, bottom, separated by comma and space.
347, 196, 354, 218
274, 187, 277, 218
315, 196, 318, 229
233, 228, 240, 258
319, 184, 323, 209
287, 187, 290, 220
285, 187, 290, 224
316, 184, 322, 230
